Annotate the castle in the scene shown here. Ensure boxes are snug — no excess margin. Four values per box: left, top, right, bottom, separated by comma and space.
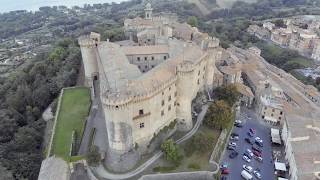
78, 3, 221, 171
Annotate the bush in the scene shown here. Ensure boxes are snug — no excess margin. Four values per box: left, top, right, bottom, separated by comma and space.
161, 139, 183, 166
86, 146, 101, 166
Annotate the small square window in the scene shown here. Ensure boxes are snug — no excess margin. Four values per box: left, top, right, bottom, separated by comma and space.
151, 65, 154, 68
271, 113, 274, 117
164, 56, 167, 60
203, 66, 205, 70
162, 100, 165, 106
152, 56, 154, 60
272, 109, 275, 112
198, 71, 200, 75
174, 92, 177, 97
168, 105, 171, 111
279, 117, 281, 120
169, 87, 171, 91
162, 92, 164, 95
161, 110, 164, 116
137, 57, 140, 61
145, 57, 147, 61
145, 65, 148, 68
139, 109, 144, 115
280, 111, 283, 115
168, 95, 171, 101
197, 79, 200, 85
139, 123, 145, 128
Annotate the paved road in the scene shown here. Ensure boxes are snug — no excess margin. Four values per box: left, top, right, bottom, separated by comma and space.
91, 104, 211, 180
221, 108, 275, 180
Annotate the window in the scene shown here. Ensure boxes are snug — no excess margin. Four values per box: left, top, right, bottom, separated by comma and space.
174, 101, 177, 106
138, 65, 141, 69
169, 87, 171, 91
197, 79, 200, 85
139, 109, 144, 115
203, 75, 205, 79
280, 111, 283, 115
198, 71, 200, 75
174, 92, 177, 97
168, 105, 171, 111
203, 66, 205, 70
272, 109, 275, 112
145, 57, 147, 61
168, 95, 171, 101
137, 57, 140, 61
161, 100, 165, 106
279, 117, 281, 120
164, 56, 167, 60
152, 56, 154, 60
145, 65, 148, 68
151, 65, 154, 68
271, 113, 274, 117
161, 110, 164, 116
264, 107, 267, 110
162, 92, 164, 95
139, 123, 145, 128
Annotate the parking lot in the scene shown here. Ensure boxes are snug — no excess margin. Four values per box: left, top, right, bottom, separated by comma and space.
221, 108, 275, 180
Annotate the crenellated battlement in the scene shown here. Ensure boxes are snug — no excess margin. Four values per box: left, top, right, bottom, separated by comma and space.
78, 36, 97, 48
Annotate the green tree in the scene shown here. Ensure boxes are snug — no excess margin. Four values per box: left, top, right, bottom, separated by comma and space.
86, 146, 101, 167
204, 100, 233, 130
161, 139, 182, 166
187, 16, 198, 27
214, 85, 240, 106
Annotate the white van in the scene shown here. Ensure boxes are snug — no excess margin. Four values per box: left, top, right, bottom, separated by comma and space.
241, 170, 253, 180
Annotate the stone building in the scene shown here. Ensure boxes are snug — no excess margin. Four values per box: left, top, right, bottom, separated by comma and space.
78, 3, 221, 172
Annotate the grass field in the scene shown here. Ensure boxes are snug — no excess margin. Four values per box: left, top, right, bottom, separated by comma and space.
51, 87, 91, 161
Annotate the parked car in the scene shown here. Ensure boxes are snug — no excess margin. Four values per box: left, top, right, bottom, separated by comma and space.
230, 135, 239, 141
253, 150, 262, 157
245, 138, 253, 145
221, 168, 230, 174
249, 128, 256, 134
241, 170, 253, 180
229, 151, 239, 159
246, 149, 254, 157
255, 137, 263, 143
255, 140, 263, 147
228, 142, 236, 147
254, 155, 263, 162
227, 145, 236, 151
243, 165, 253, 173
247, 131, 254, 137
252, 145, 262, 153
220, 163, 228, 170
242, 155, 251, 163
244, 152, 252, 159
220, 176, 227, 180
234, 121, 243, 127
231, 132, 239, 137
254, 169, 262, 179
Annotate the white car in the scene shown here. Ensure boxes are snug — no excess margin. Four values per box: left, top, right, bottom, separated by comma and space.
230, 136, 239, 141
242, 155, 251, 163
246, 149, 254, 157
242, 165, 253, 173
235, 120, 242, 124
255, 137, 263, 143
228, 142, 236, 147
254, 170, 262, 179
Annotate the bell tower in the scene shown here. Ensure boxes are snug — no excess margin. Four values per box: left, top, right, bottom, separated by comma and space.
144, 3, 153, 20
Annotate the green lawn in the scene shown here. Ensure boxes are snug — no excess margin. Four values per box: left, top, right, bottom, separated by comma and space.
51, 87, 91, 161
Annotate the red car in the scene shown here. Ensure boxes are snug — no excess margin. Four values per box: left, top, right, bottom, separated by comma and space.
253, 150, 262, 157
221, 168, 230, 174
249, 128, 256, 134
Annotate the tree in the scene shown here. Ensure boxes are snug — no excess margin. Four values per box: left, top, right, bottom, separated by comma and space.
214, 85, 240, 106
86, 146, 101, 166
161, 139, 182, 166
204, 100, 233, 130
187, 16, 198, 27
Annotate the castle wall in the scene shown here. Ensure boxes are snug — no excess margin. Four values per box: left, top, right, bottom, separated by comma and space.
79, 42, 98, 87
